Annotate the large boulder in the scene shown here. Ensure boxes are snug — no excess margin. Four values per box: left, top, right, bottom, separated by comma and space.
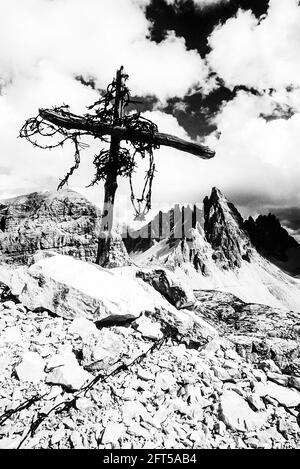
136, 268, 195, 309
7, 255, 218, 347
8, 255, 179, 321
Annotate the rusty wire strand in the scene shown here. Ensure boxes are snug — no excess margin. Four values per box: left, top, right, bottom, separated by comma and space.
19, 71, 158, 220
13, 335, 167, 449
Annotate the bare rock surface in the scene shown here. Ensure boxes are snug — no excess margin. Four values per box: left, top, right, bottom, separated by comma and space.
8, 255, 179, 321
136, 268, 195, 308
0, 190, 100, 265
0, 279, 300, 449
220, 390, 267, 432
195, 289, 300, 374
203, 187, 253, 270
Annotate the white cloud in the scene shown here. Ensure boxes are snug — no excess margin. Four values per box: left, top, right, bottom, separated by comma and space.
208, 0, 300, 91
0, 0, 214, 207
205, 91, 300, 211
199, 0, 300, 214
0, 0, 210, 101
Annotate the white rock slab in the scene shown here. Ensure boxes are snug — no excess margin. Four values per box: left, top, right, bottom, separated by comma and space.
220, 390, 267, 432
46, 362, 92, 391
16, 352, 45, 383
255, 381, 300, 408
10, 255, 179, 321
68, 317, 98, 339
102, 423, 126, 445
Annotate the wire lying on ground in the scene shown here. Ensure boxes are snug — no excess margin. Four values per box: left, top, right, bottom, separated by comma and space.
0, 335, 166, 449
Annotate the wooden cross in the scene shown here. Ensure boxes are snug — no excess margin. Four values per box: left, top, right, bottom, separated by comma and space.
20, 67, 215, 266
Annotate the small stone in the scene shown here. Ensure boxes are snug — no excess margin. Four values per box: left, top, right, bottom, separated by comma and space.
46, 346, 78, 370
212, 366, 231, 381
76, 397, 93, 412
0, 437, 21, 449
15, 304, 27, 314
0, 356, 10, 373
216, 420, 226, 436
255, 382, 300, 408
63, 417, 76, 430
220, 390, 267, 432
204, 414, 215, 430
68, 317, 97, 339
155, 370, 176, 391
51, 428, 65, 445
247, 393, 265, 411
171, 344, 187, 359
82, 329, 125, 369
122, 400, 149, 424
163, 436, 177, 447
260, 360, 281, 374
154, 406, 170, 424
189, 429, 206, 444
135, 317, 163, 340
11, 388, 23, 402
137, 367, 155, 381
15, 352, 45, 383
126, 423, 150, 439
203, 339, 220, 356
102, 423, 125, 445
252, 369, 267, 382
267, 371, 289, 387
44, 386, 62, 400
245, 437, 260, 449
0, 319, 6, 330
2, 326, 22, 343
2, 300, 17, 310
70, 430, 84, 448
289, 376, 300, 391
225, 349, 241, 361
46, 363, 92, 391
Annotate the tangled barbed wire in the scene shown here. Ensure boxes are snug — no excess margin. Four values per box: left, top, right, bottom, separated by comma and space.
19, 70, 159, 220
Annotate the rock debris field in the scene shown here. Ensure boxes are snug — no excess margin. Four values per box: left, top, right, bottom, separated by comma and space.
0, 279, 300, 449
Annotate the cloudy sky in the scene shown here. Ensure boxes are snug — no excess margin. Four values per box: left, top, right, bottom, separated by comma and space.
1, 0, 300, 236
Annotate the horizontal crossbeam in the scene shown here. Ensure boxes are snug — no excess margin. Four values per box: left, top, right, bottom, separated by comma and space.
39, 109, 215, 160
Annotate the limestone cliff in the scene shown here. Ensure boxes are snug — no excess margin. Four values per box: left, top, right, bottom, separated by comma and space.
0, 190, 100, 265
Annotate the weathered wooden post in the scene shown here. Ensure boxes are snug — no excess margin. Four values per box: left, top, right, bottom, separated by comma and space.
96, 67, 124, 265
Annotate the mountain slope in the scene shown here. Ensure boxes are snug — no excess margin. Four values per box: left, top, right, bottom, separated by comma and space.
130, 188, 300, 312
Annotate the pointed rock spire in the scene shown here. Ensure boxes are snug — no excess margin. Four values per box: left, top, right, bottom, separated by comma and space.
203, 187, 252, 270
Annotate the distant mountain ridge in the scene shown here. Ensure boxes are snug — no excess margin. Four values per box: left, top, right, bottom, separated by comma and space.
128, 187, 300, 312
243, 213, 300, 276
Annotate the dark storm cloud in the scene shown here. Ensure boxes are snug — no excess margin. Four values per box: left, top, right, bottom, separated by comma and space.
270, 207, 300, 232
161, 82, 263, 138
145, 0, 270, 57
145, 0, 268, 138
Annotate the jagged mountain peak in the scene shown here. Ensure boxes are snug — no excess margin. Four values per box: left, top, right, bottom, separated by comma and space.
204, 187, 244, 228
203, 187, 252, 270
